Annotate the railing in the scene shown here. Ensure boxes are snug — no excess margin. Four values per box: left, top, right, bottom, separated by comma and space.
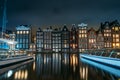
83, 49, 120, 59
0, 50, 27, 60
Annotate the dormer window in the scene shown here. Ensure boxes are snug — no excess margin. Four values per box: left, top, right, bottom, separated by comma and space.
115, 27, 119, 31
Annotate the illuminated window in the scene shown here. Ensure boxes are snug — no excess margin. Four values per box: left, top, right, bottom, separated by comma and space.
64, 44, 67, 48
116, 39, 119, 42
79, 35, 81, 38
105, 44, 106, 47
113, 39, 115, 42
106, 34, 109, 36
115, 27, 119, 31
84, 34, 87, 37
82, 30, 84, 33
116, 43, 119, 47
116, 34, 119, 38
104, 34, 106, 36
82, 34, 84, 37
17, 31, 19, 34
107, 43, 109, 47
113, 43, 115, 47
112, 27, 114, 30
30, 45, 32, 48
113, 34, 115, 37
79, 30, 81, 33
23, 31, 25, 34
20, 31, 22, 34
26, 31, 29, 34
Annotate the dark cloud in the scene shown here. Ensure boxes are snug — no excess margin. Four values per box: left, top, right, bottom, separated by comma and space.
0, 0, 120, 30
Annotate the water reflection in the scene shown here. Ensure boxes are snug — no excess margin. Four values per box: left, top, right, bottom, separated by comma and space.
80, 65, 88, 80
0, 53, 120, 80
14, 70, 28, 80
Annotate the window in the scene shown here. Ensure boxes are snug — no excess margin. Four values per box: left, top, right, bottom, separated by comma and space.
82, 30, 84, 33
112, 27, 114, 30
116, 34, 119, 38
82, 34, 84, 37
116, 39, 119, 42
79, 30, 81, 33
79, 35, 81, 38
115, 27, 119, 31
116, 43, 119, 47
20, 31, 22, 34
26, 31, 29, 34
23, 31, 25, 34
104, 34, 106, 36
106, 34, 109, 36
113, 43, 115, 47
84, 34, 87, 37
113, 34, 115, 37
30, 45, 32, 48
17, 31, 19, 34
113, 39, 115, 42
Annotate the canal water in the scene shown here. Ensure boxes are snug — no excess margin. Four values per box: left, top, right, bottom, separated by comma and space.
0, 53, 120, 80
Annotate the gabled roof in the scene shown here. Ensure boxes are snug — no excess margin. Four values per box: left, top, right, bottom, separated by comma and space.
62, 25, 69, 31
88, 27, 96, 32
71, 24, 76, 31
16, 25, 30, 30
100, 20, 120, 30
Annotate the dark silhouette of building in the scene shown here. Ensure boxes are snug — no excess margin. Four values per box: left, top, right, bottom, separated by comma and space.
61, 25, 70, 52
70, 24, 78, 52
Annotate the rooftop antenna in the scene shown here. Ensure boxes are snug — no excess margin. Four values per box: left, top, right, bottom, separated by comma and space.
2, 0, 7, 38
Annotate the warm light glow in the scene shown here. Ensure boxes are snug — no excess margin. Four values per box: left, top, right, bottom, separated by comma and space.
14, 70, 28, 80
70, 54, 78, 66
113, 43, 115, 47
113, 34, 115, 37
79, 34, 81, 38
104, 34, 106, 36
26, 31, 29, 34
106, 34, 109, 36
84, 34, 87, 37
89, 39, 96, 43
20, 31, 22, 34
116, 34, 119, 38
80, 67, 88, 80
64, 44, 67, 48
116, 43, 119, 47
14, 72, 17, 79
30, 45, 32, 48
33, 45, 35, 48
115, 27, 119, 31
33, 62, 35, 71
17, 31, 19, 34
79, 30, 81, 33
82, 34, 84, 37
116, 39, 119, 42
73, 44, 75, 49
23, 31, 25, 34
112, 27, 114, 29
24, 70, 28, 79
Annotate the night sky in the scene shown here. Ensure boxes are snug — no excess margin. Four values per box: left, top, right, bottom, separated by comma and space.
0, 0, 120, 30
